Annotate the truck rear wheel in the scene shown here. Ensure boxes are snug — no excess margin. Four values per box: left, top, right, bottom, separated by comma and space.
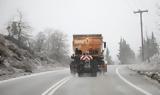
71, 71, 76, 76
91, 72, 97, 77
78, 72, 83, 77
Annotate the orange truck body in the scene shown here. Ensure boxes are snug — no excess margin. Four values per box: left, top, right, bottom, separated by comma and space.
73, 34, 103, 55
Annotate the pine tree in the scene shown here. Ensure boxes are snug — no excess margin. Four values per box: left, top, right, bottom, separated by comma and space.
139, 32, 159, 61
117, 38, 135, 64
105, 47, 113, 65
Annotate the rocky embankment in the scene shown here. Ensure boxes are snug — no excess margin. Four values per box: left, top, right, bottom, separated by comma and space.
0, 34, 66, 81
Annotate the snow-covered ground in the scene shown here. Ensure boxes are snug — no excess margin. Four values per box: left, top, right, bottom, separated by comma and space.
129, 63, 160, 72
0, 64, 67, 81
128, 54, 160, 83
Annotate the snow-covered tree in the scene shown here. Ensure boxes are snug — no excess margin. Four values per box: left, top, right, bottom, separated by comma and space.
139, 32, 159, 61
6, 10, 31, 47
117, 38, 135, 64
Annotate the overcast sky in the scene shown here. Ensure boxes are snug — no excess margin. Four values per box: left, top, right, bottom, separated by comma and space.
0, 0, 160, 61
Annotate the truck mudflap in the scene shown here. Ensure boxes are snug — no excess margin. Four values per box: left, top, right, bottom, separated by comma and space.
99, 64, 107, 73
70, 61, 77, 75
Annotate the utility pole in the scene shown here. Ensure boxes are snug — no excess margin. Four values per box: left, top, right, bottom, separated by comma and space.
134, 9, 148, 61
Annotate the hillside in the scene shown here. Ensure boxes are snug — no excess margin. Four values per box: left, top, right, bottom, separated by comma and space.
0, 34, 67, 80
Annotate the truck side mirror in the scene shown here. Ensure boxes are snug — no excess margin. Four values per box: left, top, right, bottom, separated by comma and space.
104, 42, 106, 48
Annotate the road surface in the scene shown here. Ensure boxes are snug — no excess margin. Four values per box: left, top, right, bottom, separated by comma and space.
0, 65, 160, 95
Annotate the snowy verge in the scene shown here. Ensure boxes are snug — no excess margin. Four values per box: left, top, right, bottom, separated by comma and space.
0, 65, 68, 81
128, 63, 160, 83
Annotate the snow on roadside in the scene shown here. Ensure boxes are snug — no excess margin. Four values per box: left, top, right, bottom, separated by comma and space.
0, 56, 68, 81
0, 64, 68, 81
129, 63, 160, 72
128, 54, 160, 83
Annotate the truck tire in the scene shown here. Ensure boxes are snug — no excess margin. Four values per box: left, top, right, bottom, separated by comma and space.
78, 72, 82, 77
91, 72, 97, 77
71, 70, 76, 76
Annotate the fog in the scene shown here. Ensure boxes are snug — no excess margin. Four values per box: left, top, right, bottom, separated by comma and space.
0, 0, 159, 61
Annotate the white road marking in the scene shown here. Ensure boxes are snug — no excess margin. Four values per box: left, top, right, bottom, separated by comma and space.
48, 76, 71, 95
42, 76, 72, 95
0, 69, 69, 84
116, 68, 152, 95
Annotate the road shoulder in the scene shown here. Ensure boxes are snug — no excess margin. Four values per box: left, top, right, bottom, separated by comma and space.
118, 66, 160, 95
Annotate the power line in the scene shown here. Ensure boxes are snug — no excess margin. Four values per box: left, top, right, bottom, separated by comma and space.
134, 9, 148, 61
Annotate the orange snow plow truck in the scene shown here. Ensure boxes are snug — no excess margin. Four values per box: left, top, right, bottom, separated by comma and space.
70, 34, 107, 77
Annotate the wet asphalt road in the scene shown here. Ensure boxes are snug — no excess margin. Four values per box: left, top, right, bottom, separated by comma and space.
0, 65, 160, 95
